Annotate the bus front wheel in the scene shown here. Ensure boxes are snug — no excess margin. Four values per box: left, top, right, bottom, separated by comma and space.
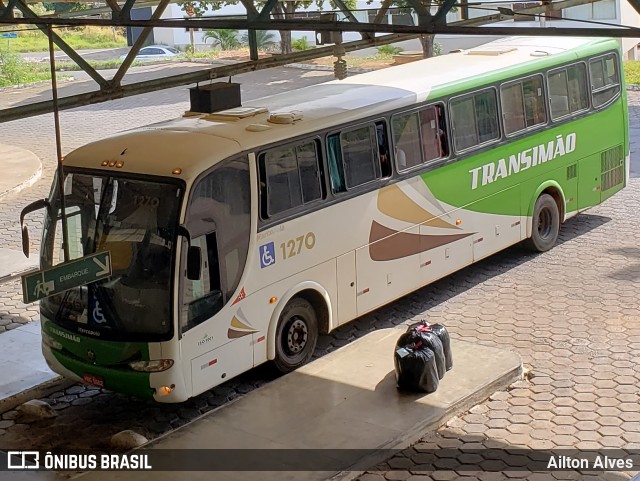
274, 297, 319, 373
526, 193, 560, 252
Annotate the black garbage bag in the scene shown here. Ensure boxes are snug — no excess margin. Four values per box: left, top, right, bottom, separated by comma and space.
430, 323, 453, 372
394, 336, 440, 393
405, 321, 446, 379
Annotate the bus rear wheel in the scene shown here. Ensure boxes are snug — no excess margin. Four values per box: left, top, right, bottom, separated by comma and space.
274, 297, 318, 373
525, 193, 560, 252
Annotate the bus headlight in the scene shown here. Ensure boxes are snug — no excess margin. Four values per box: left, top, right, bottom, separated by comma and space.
43, 333, 63, 350
129, 360, 174, 372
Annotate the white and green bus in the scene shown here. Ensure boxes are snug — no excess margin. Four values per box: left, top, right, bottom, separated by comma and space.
22, 36, 628, 402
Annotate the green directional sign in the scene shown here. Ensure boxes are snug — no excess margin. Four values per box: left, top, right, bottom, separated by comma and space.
22, 251, 112, 304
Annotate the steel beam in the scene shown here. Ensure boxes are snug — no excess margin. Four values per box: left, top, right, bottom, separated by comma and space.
111, 0, 170, 87
0, 33, 413, 123
104, 0, 121, 13
1, 15, 636, 37
120, 0, 136, 20
239, 1, 260, 61
1, 0, 14, 19
0, 0, 610, 122
627, 0, 640, 17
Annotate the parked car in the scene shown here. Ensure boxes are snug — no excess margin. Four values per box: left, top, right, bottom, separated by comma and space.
119, 46, 180, 61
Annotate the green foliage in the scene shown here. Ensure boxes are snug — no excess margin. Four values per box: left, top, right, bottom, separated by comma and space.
624, 61, 640, 85
184, 49, 221, 60
0, 49, 50, 87
55, 59, 144, 71
292, 36, 314, 51
3, 27, 126, 53
240, 30, 276, 50
377, 44, 403, 56
203, 29, 241, 50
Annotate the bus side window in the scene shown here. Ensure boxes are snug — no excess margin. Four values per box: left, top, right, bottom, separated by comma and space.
261, 139, 323, 216
450, 89, 499, 152
327, 133, 346, 193
501, 75, 546, 136
420, 105, 449, 161
590, 53, 620, 108
391, 112, 423, 172
549, 63, 589, 120
375, 121, 392, 178
340, 125, 380, 188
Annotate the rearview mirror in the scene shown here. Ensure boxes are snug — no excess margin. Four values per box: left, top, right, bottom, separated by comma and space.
21, 225, 30, 258
19, 198, 50, 258
186, 246, 201, 281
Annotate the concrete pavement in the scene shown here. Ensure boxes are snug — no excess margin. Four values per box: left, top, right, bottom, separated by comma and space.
0, 143, 41, 201
0, 321, 68, 415
13, 331, 518, 481
0, 142, 40, 284
0, 142, 57, 414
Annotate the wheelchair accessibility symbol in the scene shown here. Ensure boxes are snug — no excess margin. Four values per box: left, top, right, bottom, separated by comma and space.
259, 242, 276, 269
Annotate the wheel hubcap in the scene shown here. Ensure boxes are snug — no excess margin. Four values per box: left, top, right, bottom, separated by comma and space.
537, 207, 552, 239
286, 318, 308, 354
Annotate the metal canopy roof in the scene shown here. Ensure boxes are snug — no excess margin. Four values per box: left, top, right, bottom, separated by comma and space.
0, 0, 638, 122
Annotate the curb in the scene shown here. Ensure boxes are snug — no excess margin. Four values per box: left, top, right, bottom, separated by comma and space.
0, 376, 75, 416
627, 84, 640, 91
186, 56, 376, 74
0, 160, 42, 201
0, 76, 75, 93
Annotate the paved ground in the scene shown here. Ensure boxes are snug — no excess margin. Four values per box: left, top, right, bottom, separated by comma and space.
0, 74, 639, 479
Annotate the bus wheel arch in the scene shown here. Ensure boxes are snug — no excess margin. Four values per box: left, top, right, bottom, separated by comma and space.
526, 182, 565, 238
267, 283, 332, 367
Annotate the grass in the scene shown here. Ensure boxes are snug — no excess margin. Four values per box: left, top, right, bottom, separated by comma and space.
0, 26, 127, 53
624, 61, 640, 85
0, 49, 51, 87
183, 50, 221, 60
55, 59, 144, 71
0, 50, 148, 88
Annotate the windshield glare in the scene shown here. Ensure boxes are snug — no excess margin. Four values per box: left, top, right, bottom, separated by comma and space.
41, 172, 182, 341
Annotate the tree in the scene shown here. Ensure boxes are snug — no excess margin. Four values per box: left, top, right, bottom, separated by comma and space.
367, 0, 451, 58
178, 0, 355, 55
240, 30, 276, 50
203, 28, 241, 50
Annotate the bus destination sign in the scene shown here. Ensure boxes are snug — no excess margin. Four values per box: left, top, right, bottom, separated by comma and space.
21, 251, 112, 304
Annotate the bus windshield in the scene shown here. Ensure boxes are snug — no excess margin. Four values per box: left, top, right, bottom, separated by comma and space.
40, 171, 182, 342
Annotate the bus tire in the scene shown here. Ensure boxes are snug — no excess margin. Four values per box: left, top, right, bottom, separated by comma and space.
274, 297, 319, 373
525, 193, 560, 252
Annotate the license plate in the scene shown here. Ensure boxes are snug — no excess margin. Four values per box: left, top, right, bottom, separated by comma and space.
82, 374, 104, 388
